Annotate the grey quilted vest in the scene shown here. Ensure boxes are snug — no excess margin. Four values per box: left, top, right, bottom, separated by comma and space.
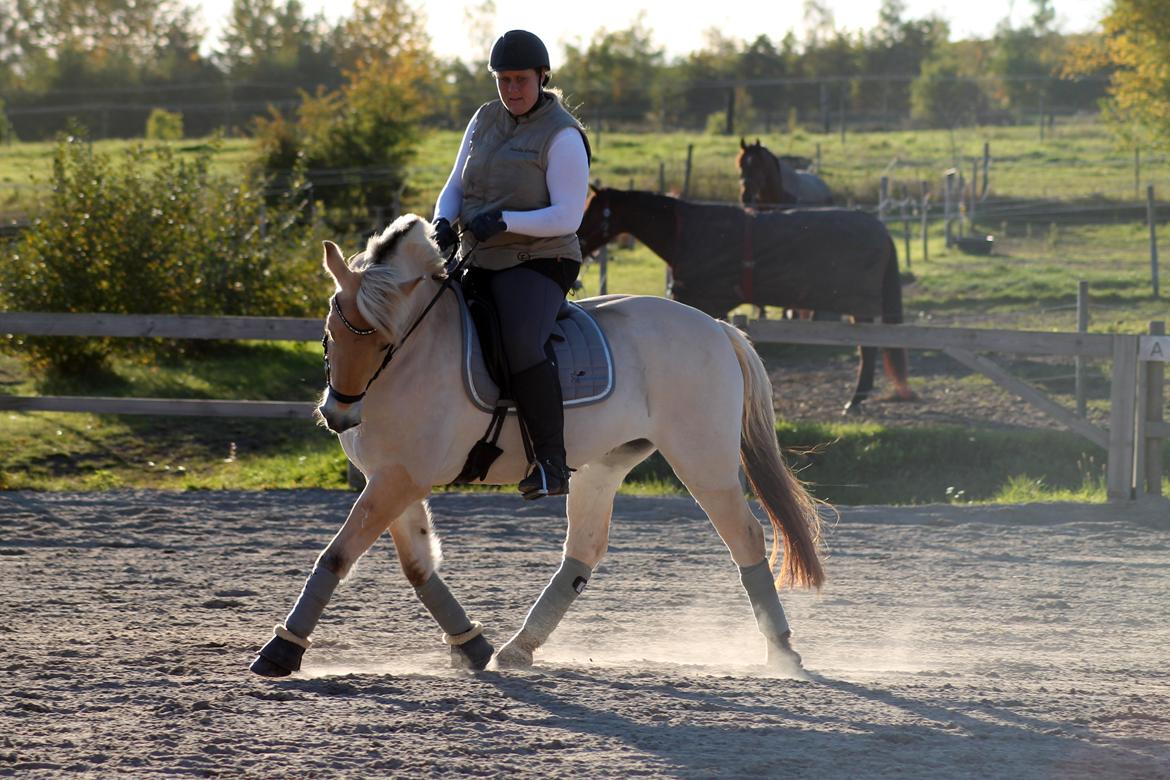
459, 94, 586, 270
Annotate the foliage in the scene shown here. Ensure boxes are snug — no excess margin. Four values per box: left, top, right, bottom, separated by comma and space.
145, 108, 184, 140
250, 0, 431, 215
1065, 0, 1170, 150
910, 45, 991, 128
0, 98, 14, 143
0, 128, 319, 374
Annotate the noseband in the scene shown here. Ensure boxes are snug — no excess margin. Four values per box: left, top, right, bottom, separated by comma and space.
322, 295, 393, 405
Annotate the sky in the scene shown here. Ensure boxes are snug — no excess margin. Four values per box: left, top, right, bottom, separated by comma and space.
196, 0, 1110, 62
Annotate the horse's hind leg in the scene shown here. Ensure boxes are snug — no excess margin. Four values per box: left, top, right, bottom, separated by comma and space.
844, 316, 877, 415
250, 468, 427, 677
656, 438, 804, 675
387, 502, 493, 671
495, 439, 654, 669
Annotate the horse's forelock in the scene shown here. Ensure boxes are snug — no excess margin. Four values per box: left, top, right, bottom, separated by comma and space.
351, 216, 444, 342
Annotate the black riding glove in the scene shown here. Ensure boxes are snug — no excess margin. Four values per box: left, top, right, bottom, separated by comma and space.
431, 217, 458, 253
468, 210, 508, 242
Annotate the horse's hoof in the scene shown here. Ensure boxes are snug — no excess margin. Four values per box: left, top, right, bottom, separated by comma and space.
493, 642, 534, 669
767, 633, 809, 680
450, 634, 495, 671
842, 400, 863, 416
250, 635, 305, 677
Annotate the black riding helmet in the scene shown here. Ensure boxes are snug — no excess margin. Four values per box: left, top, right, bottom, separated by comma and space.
489, 30, 551, 85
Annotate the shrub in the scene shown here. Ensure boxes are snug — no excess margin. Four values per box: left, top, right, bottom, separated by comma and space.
0, 129, 321, 374
145, 108, 184, 141
252, 60, 421, 217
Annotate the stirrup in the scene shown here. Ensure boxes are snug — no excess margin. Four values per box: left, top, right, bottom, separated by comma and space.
518, 458, 571, 499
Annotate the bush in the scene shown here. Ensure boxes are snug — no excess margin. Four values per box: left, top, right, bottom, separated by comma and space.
252, 59, 421, 217
145, 108, 184, 141
0, 98, 15, 144
0, 129, 321, 374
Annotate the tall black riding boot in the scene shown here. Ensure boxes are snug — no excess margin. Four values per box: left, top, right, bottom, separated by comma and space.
511, 358, 570, 499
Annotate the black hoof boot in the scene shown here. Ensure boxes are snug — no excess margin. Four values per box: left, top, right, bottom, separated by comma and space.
450, 634, 495, 671
250, 635, 305, 677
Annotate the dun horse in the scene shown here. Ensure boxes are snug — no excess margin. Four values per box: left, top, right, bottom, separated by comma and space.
250, 215, 824, 678
578, 186, 915, 412
737, 138, 833, 208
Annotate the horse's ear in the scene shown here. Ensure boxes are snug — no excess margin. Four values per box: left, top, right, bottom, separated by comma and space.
323, 241, 355, 289
589, 182, 600, 194
739, 137, 747, 150
754, 137, 761, 146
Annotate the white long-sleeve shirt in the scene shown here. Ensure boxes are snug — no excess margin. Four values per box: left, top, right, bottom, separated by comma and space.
433, 107, 590, 237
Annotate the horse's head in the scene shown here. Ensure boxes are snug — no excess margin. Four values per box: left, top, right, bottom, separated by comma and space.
578, 185, 620, 257
737, 137, 776, 208
317, 214, 446, 434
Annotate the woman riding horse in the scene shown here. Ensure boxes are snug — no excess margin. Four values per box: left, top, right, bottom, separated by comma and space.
431, 29, 589, 500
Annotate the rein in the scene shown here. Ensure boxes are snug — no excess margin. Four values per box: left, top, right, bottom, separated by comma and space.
323, 244, 472, 405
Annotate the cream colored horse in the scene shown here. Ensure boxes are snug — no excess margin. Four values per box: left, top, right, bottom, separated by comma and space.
250, 214, 824, 678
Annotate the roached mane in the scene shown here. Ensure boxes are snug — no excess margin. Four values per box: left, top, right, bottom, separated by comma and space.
349, 215, 446, 342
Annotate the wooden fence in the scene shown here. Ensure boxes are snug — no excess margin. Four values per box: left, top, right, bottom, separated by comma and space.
0, 311, 1165, 501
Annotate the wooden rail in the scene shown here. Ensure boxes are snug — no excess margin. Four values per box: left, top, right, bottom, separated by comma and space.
1, 310, 1163, 500
734, 317, 1162, 502
0, 311, 321, 420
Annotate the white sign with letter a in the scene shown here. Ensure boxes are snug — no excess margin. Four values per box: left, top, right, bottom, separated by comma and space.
1139, 335, 1170, 362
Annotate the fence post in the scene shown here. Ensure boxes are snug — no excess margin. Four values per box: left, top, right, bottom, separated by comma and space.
944, 169, 958, 247
970, 158, 978, 230
1076, 280, 1089, 417
900, 184, 911, 271
1135, 147, 1141, 201
682, 144, 694, 200
1144, 321, 1165, 497
1147, 184, 1159, 298
981, 141, 990, 199
658, 161, 666, 194
815, 143, 822, 173
920, 181, 930, 264
598, 244, 608, 295
1107, 334, 1139, 501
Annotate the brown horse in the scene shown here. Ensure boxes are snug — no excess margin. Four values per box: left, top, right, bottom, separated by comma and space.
578, 186, 914, 413
737, 138, 833, 208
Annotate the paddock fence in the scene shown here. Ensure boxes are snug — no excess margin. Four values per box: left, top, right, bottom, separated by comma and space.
0, 310, 1165, 501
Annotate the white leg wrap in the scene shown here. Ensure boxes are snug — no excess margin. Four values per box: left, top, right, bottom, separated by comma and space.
442, 621, 484, 646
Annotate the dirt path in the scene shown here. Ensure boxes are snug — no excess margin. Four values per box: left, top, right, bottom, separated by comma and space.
2, 490, 1168, 778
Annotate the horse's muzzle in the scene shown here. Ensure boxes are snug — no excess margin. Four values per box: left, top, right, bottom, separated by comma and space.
318, 393, 363, 434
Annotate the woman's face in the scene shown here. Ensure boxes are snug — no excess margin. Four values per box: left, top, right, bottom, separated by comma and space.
494, 69, 541, 115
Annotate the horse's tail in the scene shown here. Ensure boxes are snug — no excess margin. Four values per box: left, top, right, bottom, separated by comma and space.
720, 322, 825, 590
880, 235, 913, 397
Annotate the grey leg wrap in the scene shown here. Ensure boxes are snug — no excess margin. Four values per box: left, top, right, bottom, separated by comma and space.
415, 572, 474, 637
739, 559, 790, 640
496, 556, 592, 668
284, 565, 341, 641
415, 573, 494, 671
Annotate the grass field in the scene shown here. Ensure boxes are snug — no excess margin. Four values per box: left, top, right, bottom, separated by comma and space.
2, 120, 1169, 501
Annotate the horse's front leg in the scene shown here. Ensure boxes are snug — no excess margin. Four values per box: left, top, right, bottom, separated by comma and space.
387, 501, 494, 671
250, 466, 427, 677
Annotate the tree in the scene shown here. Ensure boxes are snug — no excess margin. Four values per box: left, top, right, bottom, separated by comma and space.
911, 45, 991, 130
1065, 0, 1170, 147
558, 16, 666, 128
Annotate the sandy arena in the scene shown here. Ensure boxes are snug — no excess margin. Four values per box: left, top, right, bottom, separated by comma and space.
2, 489, 1169, 778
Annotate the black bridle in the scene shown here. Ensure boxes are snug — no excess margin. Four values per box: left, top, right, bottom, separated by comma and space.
322, 245, 470, 406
